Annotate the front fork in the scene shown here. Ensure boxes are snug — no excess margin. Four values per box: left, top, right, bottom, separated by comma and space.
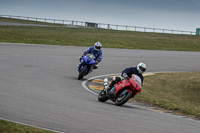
78, 61, 83, 72
78, 63, 93, 74
108, 85, 116, 102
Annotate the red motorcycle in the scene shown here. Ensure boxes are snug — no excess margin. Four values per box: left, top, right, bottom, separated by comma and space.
98, 74, 142, 106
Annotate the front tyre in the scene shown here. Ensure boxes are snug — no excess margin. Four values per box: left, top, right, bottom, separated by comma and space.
115, 90, 132, 106
78, 66, 87, 80
98, 90, 109, 102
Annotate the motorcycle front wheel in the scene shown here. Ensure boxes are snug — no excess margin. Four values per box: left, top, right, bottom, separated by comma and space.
98, 90, 109, 102
78, 66, 87, 80
115, 90, 132, 106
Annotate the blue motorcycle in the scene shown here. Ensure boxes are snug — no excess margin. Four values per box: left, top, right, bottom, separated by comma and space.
78, 54, 96, 80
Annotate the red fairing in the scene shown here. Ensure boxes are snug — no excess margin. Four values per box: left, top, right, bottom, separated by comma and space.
115, 80, 130, 94
115, 75, 142, 98
129, 77, 141, 92
135, 85, 141, 92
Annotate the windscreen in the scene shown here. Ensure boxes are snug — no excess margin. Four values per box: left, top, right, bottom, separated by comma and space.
133, 74, 142, 85
86, 54, 95, 60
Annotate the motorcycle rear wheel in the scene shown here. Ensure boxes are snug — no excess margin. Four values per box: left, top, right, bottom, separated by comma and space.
98, 90, 109, 102
115, 90, 132, 106
78, 66, 87, 80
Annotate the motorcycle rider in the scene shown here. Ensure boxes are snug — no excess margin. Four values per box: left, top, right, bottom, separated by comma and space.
79, 42, 102, 69
105, 62, 146, 91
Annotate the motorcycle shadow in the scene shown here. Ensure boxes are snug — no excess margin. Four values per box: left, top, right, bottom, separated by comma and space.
69, 76, 87, 81
98, 100, 142, 109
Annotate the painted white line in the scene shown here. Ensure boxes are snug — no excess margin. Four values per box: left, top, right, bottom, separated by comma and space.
0, 117, 63, 133
82, 80, 98, 95
87, 73, 120, 80
82, 73, 120, 95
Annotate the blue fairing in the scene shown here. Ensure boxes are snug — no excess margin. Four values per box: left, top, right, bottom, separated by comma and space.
78, 54, 96, 74
88, 60, 96, 65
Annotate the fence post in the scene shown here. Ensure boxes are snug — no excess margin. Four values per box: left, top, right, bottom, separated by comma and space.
196, 28, 200, 35
108, 24, 110, 29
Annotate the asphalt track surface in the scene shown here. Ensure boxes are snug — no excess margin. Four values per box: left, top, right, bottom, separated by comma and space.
0, 43, 200, 133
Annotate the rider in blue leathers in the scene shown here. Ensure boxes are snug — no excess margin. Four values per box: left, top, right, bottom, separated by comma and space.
79, 42, 102, 69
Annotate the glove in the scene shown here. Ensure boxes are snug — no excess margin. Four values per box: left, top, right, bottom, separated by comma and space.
79, 56, 83, 62
95, 60, 99, 64
122, 73, 128, 79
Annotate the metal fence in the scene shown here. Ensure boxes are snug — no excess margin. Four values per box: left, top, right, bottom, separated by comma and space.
0, 14, 196, 35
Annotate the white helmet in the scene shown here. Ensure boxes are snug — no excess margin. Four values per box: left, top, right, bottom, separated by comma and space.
94, 42, 102, 51
136, 62, 146, 74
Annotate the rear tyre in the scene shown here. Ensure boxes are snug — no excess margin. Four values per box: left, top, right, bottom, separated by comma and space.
115, 90, 132, 106
98, 90, 109, 102
78, 66, 87, 80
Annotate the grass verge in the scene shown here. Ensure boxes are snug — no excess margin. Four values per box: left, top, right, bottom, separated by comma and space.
0, 119, 55, 133
135, 72, 200, 119
0, 25, 200, 51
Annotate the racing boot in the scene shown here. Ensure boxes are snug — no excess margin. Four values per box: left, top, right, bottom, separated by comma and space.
103, 78, 110, 94
93, 64, 98, 69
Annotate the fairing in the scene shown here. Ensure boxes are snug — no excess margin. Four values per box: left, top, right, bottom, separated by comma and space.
78, 54, 96, 73
114, 75, 142, 99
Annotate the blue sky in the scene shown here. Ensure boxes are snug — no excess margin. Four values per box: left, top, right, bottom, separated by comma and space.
1, 0, 200, 31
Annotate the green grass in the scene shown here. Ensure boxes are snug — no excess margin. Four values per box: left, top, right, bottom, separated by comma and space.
0, 119, 55, 133
135, 72, 200, 119
0, 25, 200, 51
